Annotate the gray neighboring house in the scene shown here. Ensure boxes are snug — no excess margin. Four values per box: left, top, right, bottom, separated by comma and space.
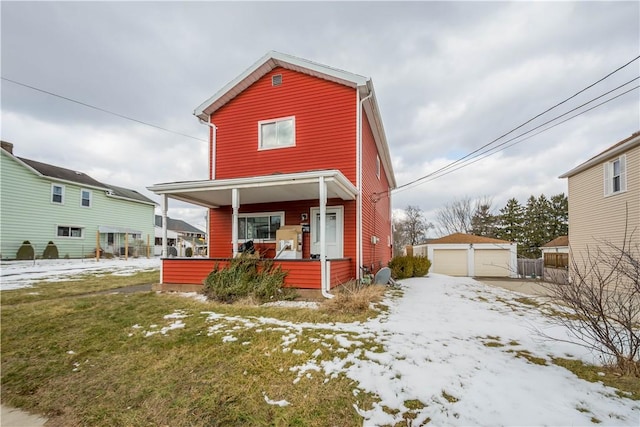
154, 215, 206, 256
1, 141, 156, 259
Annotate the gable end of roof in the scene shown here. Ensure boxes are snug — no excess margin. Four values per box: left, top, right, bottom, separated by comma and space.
560, 131, 640, 178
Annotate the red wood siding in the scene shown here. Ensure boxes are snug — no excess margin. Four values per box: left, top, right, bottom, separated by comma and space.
210, 68, 357, 183
161, 258, 352, 289
329, 258, 353, 287
209, 199, 356, 261
361, 112, 393, 272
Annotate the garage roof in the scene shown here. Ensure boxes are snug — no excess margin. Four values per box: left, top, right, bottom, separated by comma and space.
430, 233, 512, 245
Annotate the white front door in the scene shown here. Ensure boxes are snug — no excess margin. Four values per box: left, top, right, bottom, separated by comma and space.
310, 206, 343, 259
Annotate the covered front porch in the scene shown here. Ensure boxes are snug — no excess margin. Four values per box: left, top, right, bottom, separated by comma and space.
148, 170, 360, 296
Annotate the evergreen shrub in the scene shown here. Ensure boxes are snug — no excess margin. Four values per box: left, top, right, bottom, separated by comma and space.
185, 247, 193, 258
388, 255, 431, 279
16, 241, 34, 260
203, 256, 290, 303
42, 241, 59, 259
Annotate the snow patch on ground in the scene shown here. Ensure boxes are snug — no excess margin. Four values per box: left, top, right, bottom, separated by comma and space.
0, 258, 160, 290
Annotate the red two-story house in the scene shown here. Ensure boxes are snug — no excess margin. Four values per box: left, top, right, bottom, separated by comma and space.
149, 51, 396, 297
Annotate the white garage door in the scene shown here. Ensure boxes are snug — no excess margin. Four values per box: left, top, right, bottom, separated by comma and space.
433, 249, 468, 276
474, 249, 511, 277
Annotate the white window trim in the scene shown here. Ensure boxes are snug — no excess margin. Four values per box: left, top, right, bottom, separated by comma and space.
604, 154, 627, 197
56, 225, 84, 239
258, 116, 295, 151
51, 183, 65, 205
237, 211, 285, 242
80, 189, 92, 208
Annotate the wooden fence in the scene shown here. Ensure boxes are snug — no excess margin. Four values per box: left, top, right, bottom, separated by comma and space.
517, 258, 544, 278
544, 253, 569, 268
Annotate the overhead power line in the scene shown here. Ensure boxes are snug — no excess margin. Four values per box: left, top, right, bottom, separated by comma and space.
395, 84, 639, 193
392, 54, 640, 194
1, 77, 207, 142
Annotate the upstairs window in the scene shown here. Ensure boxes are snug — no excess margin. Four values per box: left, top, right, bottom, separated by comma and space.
258, 116, 295, 150
604, 155, 627, 196
81, 189, 92, 207
52, 184, 65, 204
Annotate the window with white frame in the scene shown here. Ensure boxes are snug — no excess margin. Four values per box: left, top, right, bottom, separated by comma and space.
258, 117, 295, 150
57, 226, 83, 238
376, 154, 381, 180
604, 155, 627, 196
238, 212, 284, 241
81, 189, 92, 207
51, 184, 65, 204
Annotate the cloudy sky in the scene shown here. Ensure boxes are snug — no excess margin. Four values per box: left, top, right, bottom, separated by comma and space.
2, 1, 639, 235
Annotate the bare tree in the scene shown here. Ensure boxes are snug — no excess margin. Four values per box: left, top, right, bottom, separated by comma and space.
393, 205, 433, 255
436, 196, 493, 236
543, 225, 639, 376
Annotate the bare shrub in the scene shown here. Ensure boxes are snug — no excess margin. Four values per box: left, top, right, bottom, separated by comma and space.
322, 281, 386, 314
543, 227, 639, 376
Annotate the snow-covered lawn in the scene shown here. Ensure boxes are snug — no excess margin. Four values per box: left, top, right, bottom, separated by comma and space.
3, 258, 638, 425
0, 257, 160, 291
162, 274, 639, 426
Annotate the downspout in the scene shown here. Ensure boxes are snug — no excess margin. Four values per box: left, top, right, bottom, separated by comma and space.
357, 89, 373, 280
319, 176, 334, 299
198, 118, 217, 180
199, 118, 217, 258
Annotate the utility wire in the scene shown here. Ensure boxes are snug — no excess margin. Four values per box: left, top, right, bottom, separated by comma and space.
1, 77, 207, 142
393, 55, 640, 193
394, 84, 639, 194
396, 75, 639, 193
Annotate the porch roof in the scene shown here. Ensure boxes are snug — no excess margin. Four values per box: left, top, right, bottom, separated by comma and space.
147, 170, 358, 208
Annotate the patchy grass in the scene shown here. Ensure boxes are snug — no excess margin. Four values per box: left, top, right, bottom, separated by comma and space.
1, 270, 160, 305
404, 399, 426, 410
514, 297, 542, 307
441, 391, 459, 403
1, 274, 382, 426
552, 358, 640, 401
507, 349, 547, 366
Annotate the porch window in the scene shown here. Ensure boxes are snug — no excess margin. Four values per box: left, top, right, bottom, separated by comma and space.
238, 212, 283, 241
81, 189, 92, 207
57, 226, 83, 238
604, 155, 627, 196
51, 184, 65, 204
258, 116, 295, 150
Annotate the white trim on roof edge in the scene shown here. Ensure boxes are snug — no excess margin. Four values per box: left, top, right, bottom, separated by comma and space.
559, 132, 640, 178
193, 51, 396, 189
194, 51, 368, 121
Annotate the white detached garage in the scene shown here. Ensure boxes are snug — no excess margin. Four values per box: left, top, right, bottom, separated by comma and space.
425, 233, 517, 278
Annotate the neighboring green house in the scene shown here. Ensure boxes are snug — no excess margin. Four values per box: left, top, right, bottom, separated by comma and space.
0, 141, 156, 259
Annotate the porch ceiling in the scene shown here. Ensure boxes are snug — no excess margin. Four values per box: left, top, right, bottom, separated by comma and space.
147, 170, 358, 208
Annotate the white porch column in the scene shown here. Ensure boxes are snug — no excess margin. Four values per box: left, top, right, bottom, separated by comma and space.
161, 194, 168, 258
232, 188, 240, 257
319, 176, 333, 297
